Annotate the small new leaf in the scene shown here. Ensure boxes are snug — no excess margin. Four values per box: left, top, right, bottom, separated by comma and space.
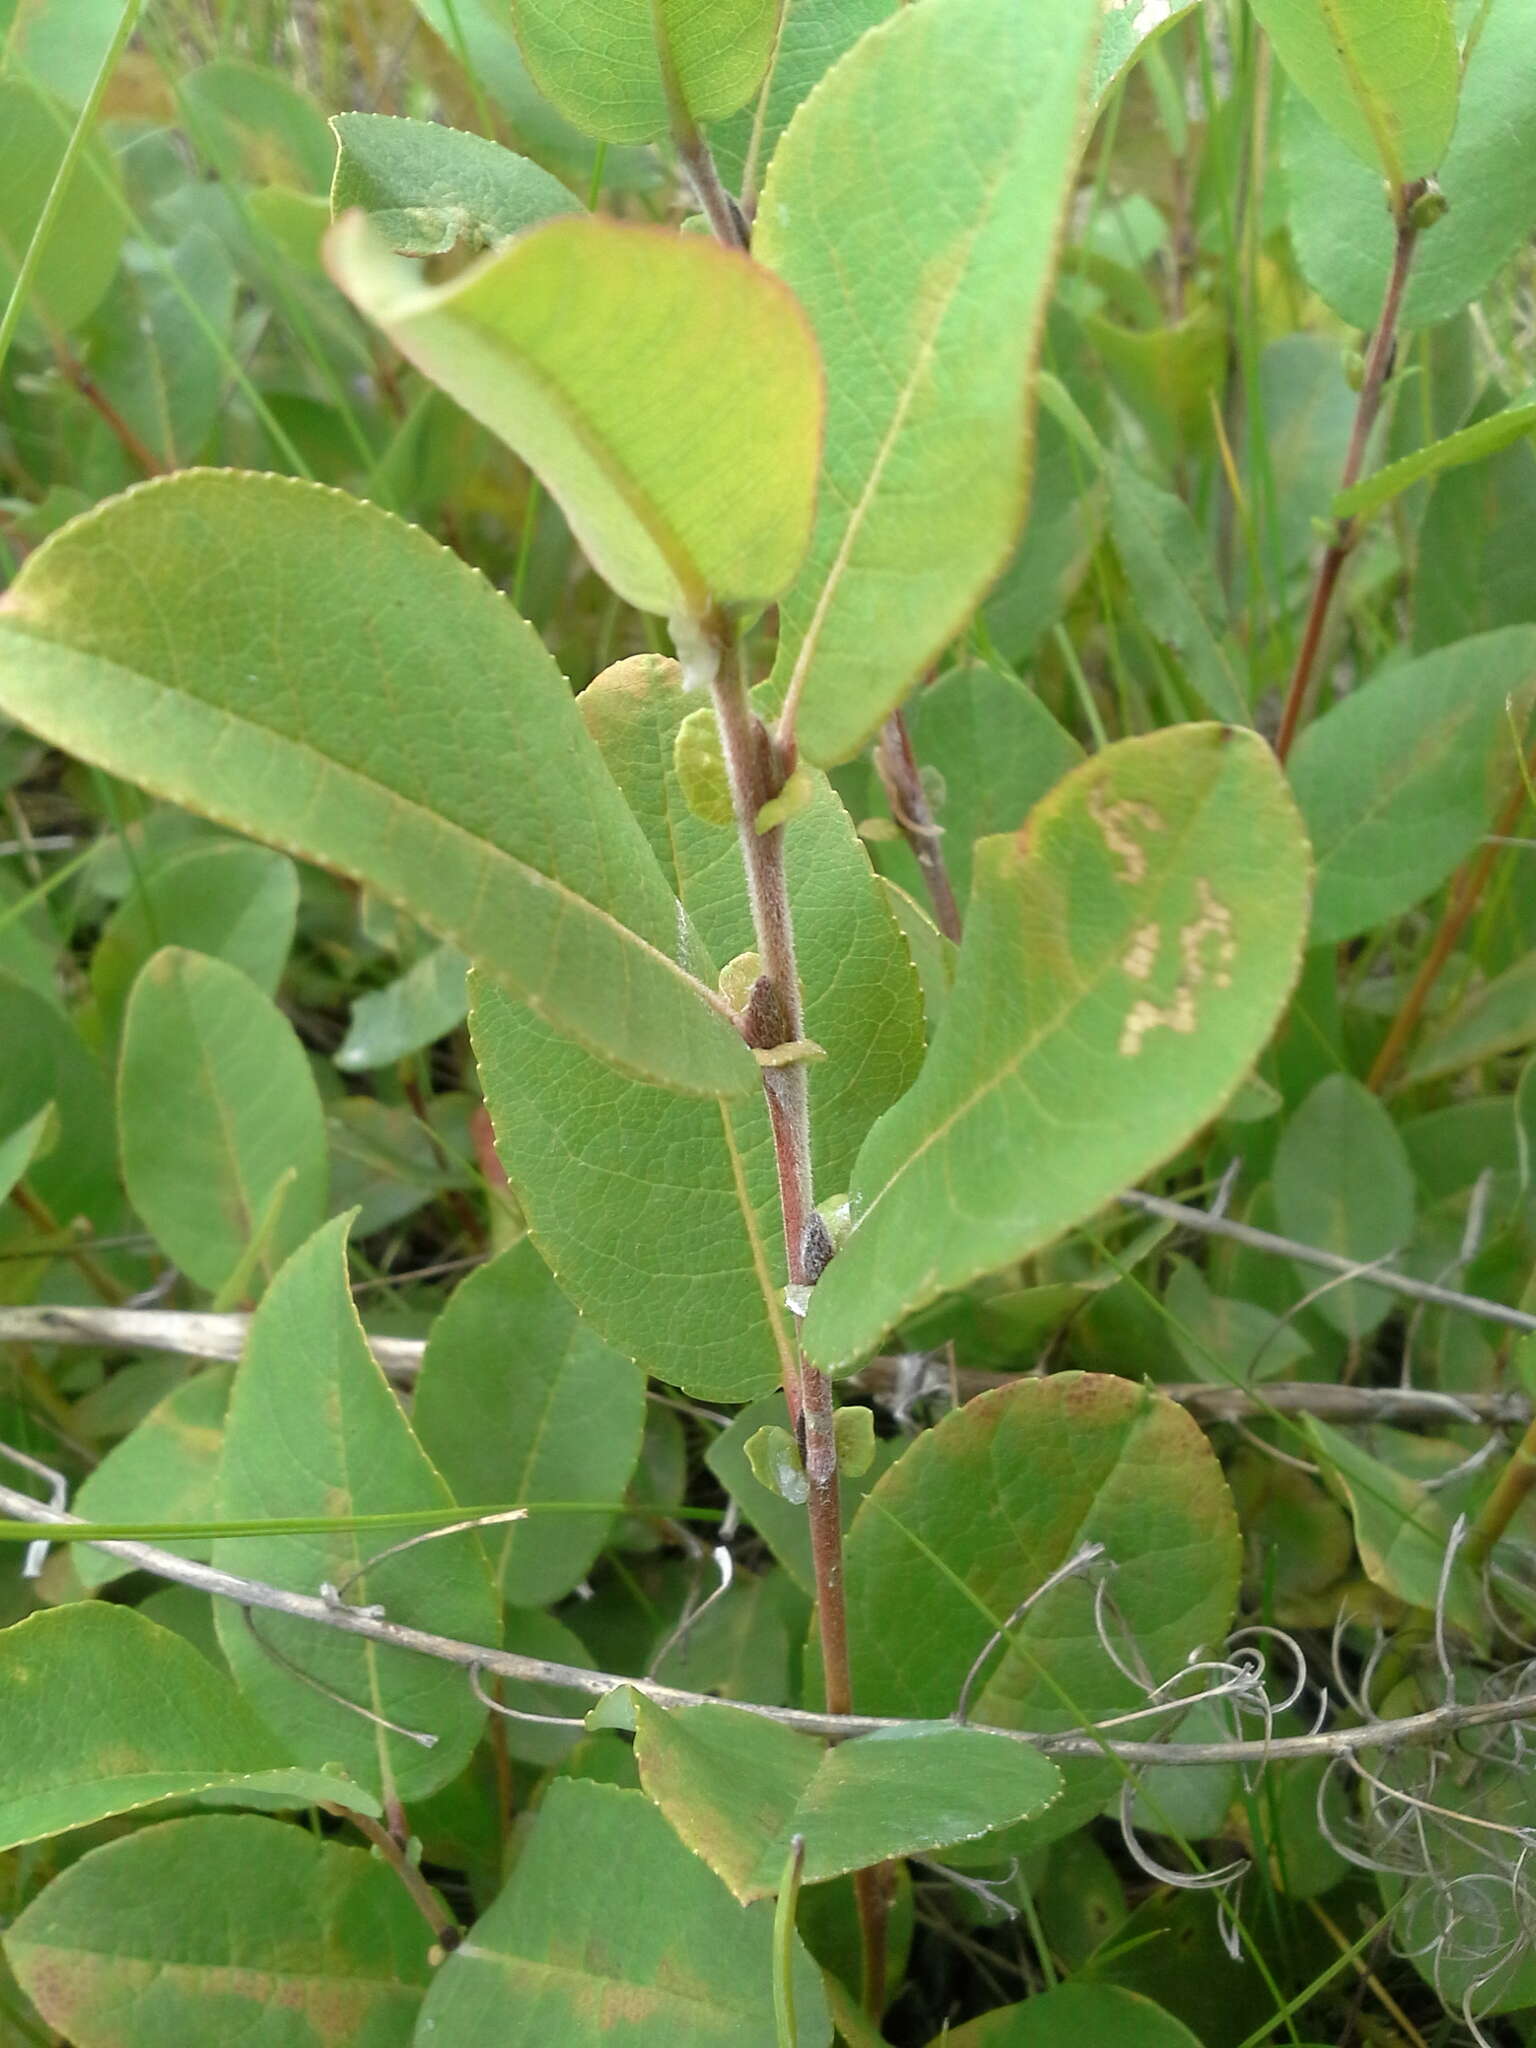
745, 1425, 809, 1506
832, 1405, 877, 1479
675, 705, 736, 826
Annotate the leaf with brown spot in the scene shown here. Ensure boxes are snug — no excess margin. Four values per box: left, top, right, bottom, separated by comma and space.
804, 725, 1311, 1367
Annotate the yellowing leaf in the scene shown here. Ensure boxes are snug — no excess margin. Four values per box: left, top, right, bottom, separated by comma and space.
328, 212, 822, 620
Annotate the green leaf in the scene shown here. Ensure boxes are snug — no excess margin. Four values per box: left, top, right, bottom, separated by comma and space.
471, 656, 924, 1400
1081, 306, 1227, 466
119, 949, 327, 1296
72, 1368, 232, 1590
0, 1604, 378, 1852
0, 866, 61, 1006
0, 76, 123, 347
411, 1242, 645, 1605
0, 471, 754, 1098
0, 0, 126, 108
745, 1422, 808, 1504
1283, 0, 1536, 330
328, 110, 580, 254
1250, 0, 1458, 186
1164, 1258, 1313, 1385
756, 0, 1102, 764
480, 1609, 597, 1768
405, 0, 646, 187
1403, 952, 1536, 1083
982, 400, 1108, 660
0, 970, 119, 1227
1288, 626, 1536, 945
0, 1103, 54, 1208
837, 1375, 1241, 1843
472, 976, 795, 1402
414, 1778, 831, 2045
1416, 388, 1536, 649
335, 944, 469, 1073
91, 839, 299, 1036
881, 878, 957, 1038
708, 1394, 897, 1596
1302, 1417, 1480, 1625
1106, 459, 1248, 722
1273, 1075, 1416, 1336
1094, 1, 1201, 102
932, 1981, 1205, 2048
1255, 334, 1360, 571
5, 1816, 428, 2048
868, 665, 1083, 912
177, 59, 336, 190
84, 226, 238, 468
328, 213, 821, 620
710, 0, 897, 201
803, 726, 1311, 1367
510, 0, 780, 144
1335, 390, 1536, 520
634, 1698, 1062, 1902
213, 1214, 500, 1803
673, 703, 737, 827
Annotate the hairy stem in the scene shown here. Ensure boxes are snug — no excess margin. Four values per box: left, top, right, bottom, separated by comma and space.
701, 615, 887, 2008
675, 129, 751, 253
874, 706, 963, 941
1273, 182, 1426, 764
1366, 751, 1535, 1092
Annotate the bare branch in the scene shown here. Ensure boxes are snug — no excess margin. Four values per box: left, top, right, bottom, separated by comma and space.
3, 1480, 1533, 1769
1118, 1190, 1536, 1338
6, 1301, 1529, 1427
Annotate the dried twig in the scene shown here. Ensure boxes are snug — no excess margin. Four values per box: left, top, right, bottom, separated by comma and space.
2, 1480, 1532, 1769
4, 1300, 1529, 1425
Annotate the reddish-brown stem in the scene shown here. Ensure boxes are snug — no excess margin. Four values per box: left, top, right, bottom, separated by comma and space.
342, 1808, 460, 1946
1273, 183, 1425, 765
675, 130, 751, 253
402, 1069, 485, 1250
1366, 754, 1536, 1092
56, 351, 167, 479
10, 1184, 127, 1304
875, 706, 963, 942
701, 618, 887, 2008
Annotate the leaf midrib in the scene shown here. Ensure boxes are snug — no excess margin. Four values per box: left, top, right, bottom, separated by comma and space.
773, 28, 1044, 736
0, 625, 735, 1064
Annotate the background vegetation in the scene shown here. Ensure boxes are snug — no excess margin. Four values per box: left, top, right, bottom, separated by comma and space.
1, 1, 1536, 2044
